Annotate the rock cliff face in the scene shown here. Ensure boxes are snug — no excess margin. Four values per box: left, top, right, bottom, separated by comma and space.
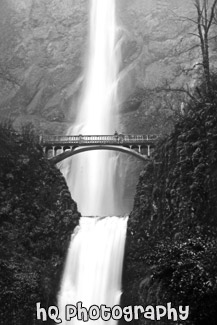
1, 0, 216, 133
0, 122, 81, 324
118, 0, 217, 133
0, 0, 88, 133
122, 76, 217, 325
119, 0, 197, 91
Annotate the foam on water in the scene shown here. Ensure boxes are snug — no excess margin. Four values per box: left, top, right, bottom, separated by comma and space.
58, 216, 128, 325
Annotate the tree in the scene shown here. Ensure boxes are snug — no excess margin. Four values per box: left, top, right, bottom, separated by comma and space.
194, 0, 217, 93
151, 0, 217, 118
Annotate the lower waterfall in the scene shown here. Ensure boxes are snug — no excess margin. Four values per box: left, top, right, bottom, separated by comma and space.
58, 216, 128, 324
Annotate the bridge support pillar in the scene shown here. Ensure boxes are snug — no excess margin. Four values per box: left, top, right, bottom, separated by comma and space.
147, 145, 150, 157
52, 146, 55, 157
138, 145, 141, 153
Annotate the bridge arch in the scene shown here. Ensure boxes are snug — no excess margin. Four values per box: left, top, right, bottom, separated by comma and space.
49, 145, 151, 164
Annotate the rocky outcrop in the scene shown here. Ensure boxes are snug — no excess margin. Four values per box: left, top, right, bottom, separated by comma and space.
0, 122, 80, 324
122, 78, 217, 325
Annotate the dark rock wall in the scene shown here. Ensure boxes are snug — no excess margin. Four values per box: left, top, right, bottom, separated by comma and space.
122, 79, 217, 324
122, 87, 217, 325
0, 122, 80, 324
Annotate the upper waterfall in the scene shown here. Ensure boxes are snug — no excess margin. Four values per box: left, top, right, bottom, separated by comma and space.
59, 0, 124, 216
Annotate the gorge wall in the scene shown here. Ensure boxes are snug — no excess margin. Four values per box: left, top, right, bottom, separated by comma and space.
1, 0, 216, 133
0, 123, 80, 324
122, 76, 217, 324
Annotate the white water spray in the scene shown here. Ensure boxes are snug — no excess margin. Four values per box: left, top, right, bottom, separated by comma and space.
58, 216, 128, 325
60, 0, 123, 216
58, 1, 128, 324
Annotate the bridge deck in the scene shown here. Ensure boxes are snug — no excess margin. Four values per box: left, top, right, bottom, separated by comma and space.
41, 134, 158, 146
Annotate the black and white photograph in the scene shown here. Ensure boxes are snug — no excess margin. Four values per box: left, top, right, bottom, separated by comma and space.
0, 0, 217, 324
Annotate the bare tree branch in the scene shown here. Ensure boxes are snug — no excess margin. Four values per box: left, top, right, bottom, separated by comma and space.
189, 32, 201, 38
153, 86, 199, 102
207, 0, 217, 30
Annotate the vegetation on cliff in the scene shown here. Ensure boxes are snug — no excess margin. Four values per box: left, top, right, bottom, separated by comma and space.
122, 74, 217, 325
0, 122, 80, 325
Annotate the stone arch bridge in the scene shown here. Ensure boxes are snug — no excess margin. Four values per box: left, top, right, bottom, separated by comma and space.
41, 134, 158, 164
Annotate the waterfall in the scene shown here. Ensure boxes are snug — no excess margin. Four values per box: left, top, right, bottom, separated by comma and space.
58, 216, 128, 324
58, 0, 128, 324
59, 0, 123, 216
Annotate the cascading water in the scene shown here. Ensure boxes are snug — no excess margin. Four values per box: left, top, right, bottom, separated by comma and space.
60, 0, 124, 216
58, 0, 128, 324
58, 216, 128, 324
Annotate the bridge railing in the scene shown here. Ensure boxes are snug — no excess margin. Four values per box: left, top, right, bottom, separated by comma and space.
41, 134, 158, 145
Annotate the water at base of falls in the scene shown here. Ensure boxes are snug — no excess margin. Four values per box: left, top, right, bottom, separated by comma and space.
58, 216, 128, 325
